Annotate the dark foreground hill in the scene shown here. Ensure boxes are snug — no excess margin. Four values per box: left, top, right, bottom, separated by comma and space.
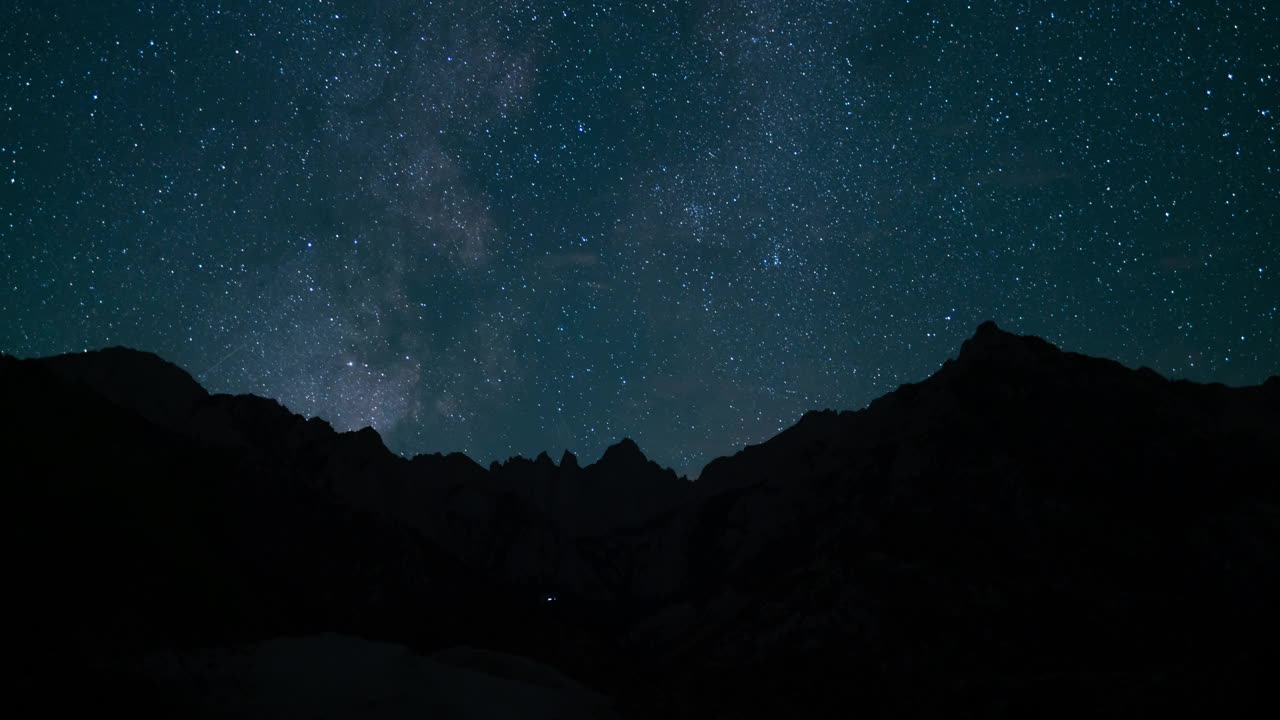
5, 322, 1279, 717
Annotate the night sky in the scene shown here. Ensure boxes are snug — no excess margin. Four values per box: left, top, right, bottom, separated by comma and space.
2, 1, 1276, 476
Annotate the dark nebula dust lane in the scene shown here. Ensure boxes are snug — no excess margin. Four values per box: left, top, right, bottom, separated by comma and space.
2, 1, 1277, 475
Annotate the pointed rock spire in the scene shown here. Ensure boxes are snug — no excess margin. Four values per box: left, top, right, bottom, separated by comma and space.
560, 449, 580, 471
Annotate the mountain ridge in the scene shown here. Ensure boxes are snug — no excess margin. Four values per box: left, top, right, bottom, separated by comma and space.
15, 321, 1275, 483
6, 322, 1280, 717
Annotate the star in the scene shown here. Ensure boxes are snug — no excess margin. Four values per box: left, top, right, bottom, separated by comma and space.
1, 0, 1276, 475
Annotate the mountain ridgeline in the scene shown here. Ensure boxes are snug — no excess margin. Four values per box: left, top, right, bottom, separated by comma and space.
6, 322, 1280, 718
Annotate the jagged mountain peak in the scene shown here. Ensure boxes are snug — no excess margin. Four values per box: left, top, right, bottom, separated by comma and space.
954, 320, 1061, 365
596, 437, 647, 466
560, 449, 580, 471
343, 425, 389, 452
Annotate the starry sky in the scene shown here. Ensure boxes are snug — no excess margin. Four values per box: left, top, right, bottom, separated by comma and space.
2, 1, 1276, 476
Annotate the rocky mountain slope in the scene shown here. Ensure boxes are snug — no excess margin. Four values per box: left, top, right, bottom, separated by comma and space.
5, 322, 1278, 717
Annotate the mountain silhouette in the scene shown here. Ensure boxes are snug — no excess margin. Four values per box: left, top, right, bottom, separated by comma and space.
5, 322, 1279, 717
